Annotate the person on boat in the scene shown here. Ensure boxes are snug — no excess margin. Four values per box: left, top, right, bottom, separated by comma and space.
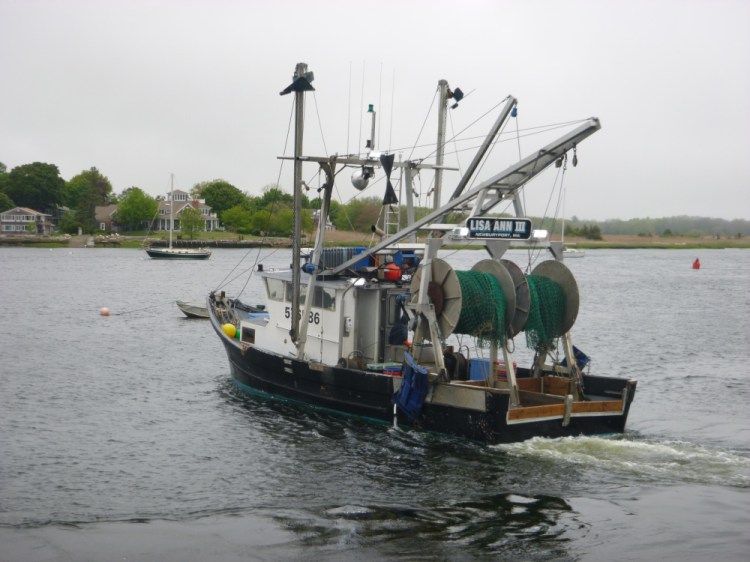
693, 258, 700, 270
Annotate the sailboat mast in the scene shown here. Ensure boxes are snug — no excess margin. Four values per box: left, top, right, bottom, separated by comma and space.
169, 173, 174, 249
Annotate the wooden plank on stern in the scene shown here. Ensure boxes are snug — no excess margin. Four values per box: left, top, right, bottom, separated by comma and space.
571, 400, 623, 414
507, 404, 566, 421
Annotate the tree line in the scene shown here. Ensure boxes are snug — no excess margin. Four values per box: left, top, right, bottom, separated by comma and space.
1, 161, 748, 238
0, 161, 316, 236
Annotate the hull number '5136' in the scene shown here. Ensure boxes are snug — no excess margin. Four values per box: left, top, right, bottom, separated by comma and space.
285, 307, 320, 324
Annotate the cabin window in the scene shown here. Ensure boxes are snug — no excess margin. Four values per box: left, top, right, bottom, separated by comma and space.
312, 287, 336, 310
284, 282, 298, 304
284, 283, 336, 310
266, 278, 285, 301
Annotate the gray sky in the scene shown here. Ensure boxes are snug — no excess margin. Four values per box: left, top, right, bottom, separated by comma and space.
2, 0, 749, 221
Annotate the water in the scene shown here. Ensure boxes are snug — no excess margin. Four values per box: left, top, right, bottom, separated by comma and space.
1, 247, 748, 561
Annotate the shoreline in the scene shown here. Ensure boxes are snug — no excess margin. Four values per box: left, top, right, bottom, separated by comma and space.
1, 233, 748, 250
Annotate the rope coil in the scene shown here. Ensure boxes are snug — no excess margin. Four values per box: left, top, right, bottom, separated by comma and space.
452, 270, 566, 352
524, 275, 565, 351
454, 270, 507, 348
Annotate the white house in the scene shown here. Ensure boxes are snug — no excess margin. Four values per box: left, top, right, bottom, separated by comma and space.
0, 207, 54, 235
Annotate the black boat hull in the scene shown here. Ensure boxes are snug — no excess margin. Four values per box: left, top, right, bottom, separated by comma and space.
213, 321, 637, 444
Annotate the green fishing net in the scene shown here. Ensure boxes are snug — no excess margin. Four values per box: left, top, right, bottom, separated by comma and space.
525, 275, 565, 352
454, 270, 507, 348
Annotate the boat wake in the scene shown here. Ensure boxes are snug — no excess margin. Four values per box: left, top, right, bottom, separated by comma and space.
496, 435, 750, 488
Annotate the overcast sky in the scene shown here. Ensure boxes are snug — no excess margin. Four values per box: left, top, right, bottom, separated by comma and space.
2, 0, 748, 221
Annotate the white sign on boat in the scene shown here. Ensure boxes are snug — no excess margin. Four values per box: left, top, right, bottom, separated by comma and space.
466, 217, 532, 239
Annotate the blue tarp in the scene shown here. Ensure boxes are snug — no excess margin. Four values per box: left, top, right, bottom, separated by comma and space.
560, 345, 591, 370
393, 352, 429, 421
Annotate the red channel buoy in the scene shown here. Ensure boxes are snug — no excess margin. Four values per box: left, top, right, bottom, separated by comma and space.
692, 258, 700, 270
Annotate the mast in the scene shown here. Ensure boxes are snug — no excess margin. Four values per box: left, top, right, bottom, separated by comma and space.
169, 173, 174, 249
296, 162, 334, 358
562, 177, 566, 248
280, 62, 315, 345
434, 79, 449, 209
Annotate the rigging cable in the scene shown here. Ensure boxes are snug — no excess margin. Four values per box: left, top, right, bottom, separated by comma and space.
513, 105, 527, 221
377, 62, 383, 150
346, 61, 352, 155
358, 60, 366, 155
406, 88, 439, 163
388, 68, 395, 151
448, 108, 464, 179
524, 155, 567, 271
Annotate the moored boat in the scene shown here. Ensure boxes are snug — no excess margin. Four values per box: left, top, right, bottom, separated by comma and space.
145, 174, 212, 260
207, 63, 636, 444
176, 300, 209, 318
146, 247, 212, 259
563, 246, 586, 258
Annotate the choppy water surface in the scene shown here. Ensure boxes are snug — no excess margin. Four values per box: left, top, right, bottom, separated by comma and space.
1, 247, 748, 561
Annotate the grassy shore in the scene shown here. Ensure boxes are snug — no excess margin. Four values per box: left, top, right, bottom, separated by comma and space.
2, 232, 748, 249
318, 231, 750, 249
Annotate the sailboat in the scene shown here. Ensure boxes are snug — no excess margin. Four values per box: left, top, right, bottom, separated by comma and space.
145, 174, 212, 260
206, 63, 636, 444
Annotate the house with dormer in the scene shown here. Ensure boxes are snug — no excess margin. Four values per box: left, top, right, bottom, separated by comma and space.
94, 190, 220, 233
153, 190, 220, 232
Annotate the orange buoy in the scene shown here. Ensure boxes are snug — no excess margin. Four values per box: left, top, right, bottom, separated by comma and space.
692, 258, 700, 270
100, 307, 110, 316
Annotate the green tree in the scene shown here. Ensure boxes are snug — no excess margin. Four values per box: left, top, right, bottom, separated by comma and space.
328, 199, 342, 226
178, 206, 204, 239
258, 184, 311, 209
335, 197, 381, 232
114, 187, 158, 231
0, 162, 8, 197
194, 179, 247, 218
580, 224, 602, 240
60, 167, 114, 233
249, 207, 311, 236
222, 205, 252, 233
250, 209, 273, 235
58, 210, 80, 234
0, 191, 14, 213
5, 162, 64, 211
63, 167, 113, 209
275, 209, 295, 235
258, 185, 293, 208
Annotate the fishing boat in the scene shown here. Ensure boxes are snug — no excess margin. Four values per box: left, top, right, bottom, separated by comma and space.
145, 175, 212, 260
207, 63, 637, 444
176, 300, 209, 318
